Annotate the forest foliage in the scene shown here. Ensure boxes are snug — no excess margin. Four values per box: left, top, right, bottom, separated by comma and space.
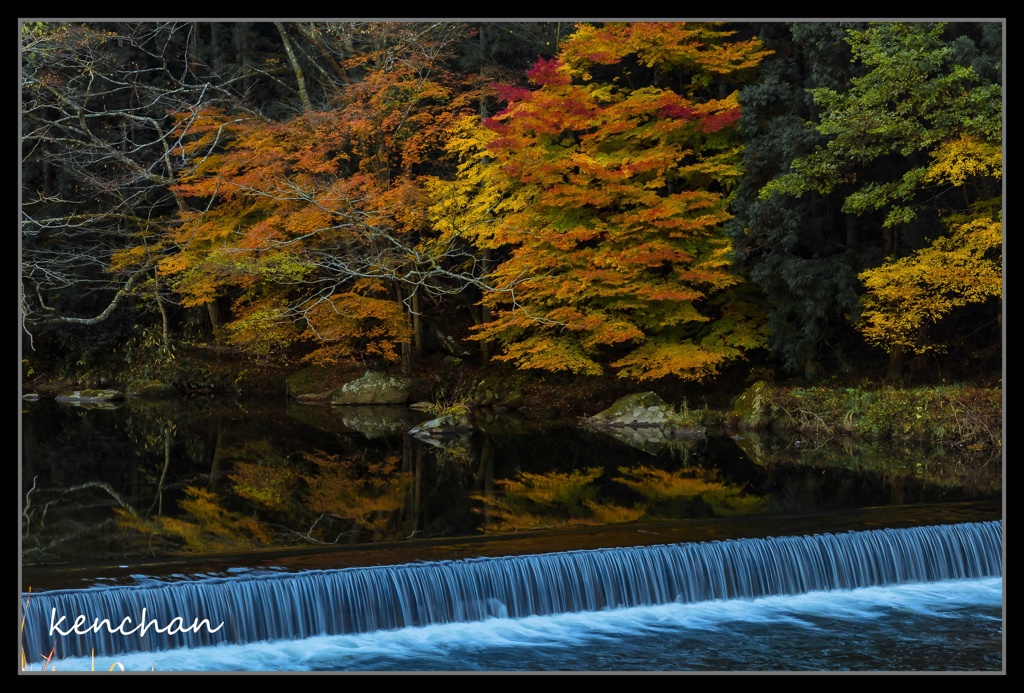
21, 21, 1003, 388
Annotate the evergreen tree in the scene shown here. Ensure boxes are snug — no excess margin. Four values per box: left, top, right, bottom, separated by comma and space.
730, 21, 1001, 381
759, 22, 1002, 380
728, 22, 867, 378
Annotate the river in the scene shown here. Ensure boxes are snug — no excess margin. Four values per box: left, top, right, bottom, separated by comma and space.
19, 395, 1004, 672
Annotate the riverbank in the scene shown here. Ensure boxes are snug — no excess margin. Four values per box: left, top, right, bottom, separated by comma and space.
22, 351, 1003, 453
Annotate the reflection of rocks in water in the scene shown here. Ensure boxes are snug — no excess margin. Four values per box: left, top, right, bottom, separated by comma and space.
410, 420, 475, 468
583, 392, 706, 455
595, 425, 707, 456
599, 426, 669, 455
471, 409, 529, 436
287, 403, 427, 438
410, 408, 531, 439
409, 413, 473, 441
335, 406, 423, 439
55, 389, 124, 405
415, 430, 473, 453
57, 400, 123, 410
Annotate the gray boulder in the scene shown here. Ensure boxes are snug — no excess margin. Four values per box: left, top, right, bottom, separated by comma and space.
585, 392, 673, 428
409, 411, 473, 441
55, 389, 125, 403
468, 376, 525, 409
583, 391, 706, 438
330, 371, 414, 405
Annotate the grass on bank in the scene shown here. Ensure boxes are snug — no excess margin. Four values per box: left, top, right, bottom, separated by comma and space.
730, 381, 1001, 450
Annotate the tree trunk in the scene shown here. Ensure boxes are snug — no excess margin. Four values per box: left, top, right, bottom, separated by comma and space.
206, 300, 222, 343
401, 340, 412, 375
479, 249, 493, 365
886, 344, 904, 382
276, 22, 313, 113
149, 427, 173, 516
207, 425, 225, 492
883, 226, 897, 256
393, 282, 413, 374
152, 273, 171, 353
411, 288, 422, 357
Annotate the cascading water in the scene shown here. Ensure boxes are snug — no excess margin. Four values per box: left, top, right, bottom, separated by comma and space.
21, 521, 1002, 660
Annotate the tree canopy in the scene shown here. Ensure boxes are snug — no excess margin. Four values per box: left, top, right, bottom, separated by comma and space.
21, 20, 1003, 387
757, 22, 1002, 375
457, 23, 772, 380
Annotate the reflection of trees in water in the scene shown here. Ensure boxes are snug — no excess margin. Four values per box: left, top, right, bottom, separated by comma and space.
22, 399, 1001, 567
22, 401, 191, 562
733, 429, 1002, 508
116, 487, 274, 553
613, 466, 768, 517
230, 458, 300, 512
24, 398, 479, 557
299, 451, 413, 542
116, 449, 417, 552
474, 465, 767, 532
474, 468, 644, 532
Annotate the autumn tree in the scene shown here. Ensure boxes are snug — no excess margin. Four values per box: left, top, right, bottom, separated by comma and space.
162, 22, 485, 371
437, 23, 567, 363
759, 22, 1002, 379
447, 22, 771, 380
857, 216, 1001, 357
20, 21, 345, 381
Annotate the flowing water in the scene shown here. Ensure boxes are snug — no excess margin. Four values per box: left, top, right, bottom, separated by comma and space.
25, 578, 1004, 672
20, 396, 1004, 672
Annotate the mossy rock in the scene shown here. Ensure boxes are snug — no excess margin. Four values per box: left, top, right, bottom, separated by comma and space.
586, 392, 672, 428
469, 375, 525, 409
126, 381, 178, 398
728, 381, 774, 430
331, 371, 415, 405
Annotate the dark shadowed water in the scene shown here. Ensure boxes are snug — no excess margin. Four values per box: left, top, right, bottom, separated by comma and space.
20, 396, 1003, 672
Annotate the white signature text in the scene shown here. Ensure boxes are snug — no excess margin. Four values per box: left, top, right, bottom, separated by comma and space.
49, 607, 224, 638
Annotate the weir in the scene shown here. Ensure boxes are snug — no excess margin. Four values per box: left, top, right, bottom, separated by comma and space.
21, 521, 1003, 659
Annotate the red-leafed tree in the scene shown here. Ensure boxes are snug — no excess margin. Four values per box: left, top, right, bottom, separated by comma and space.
464, 22, 771, 380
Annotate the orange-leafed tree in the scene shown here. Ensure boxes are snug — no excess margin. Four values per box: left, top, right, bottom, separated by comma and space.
464, 22, 771, 380
163, 106, 411, 365
162, 22, 481, 369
